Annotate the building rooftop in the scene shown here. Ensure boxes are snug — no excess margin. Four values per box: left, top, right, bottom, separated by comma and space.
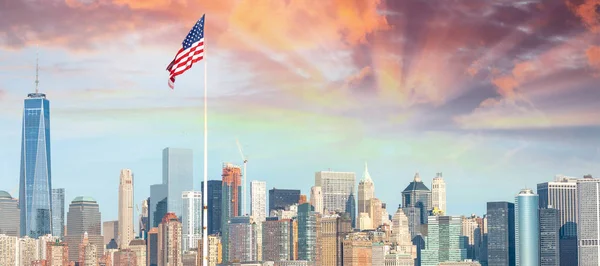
0, 190, 11, 199
72, 196, 97, 203
402, 173, 430, 192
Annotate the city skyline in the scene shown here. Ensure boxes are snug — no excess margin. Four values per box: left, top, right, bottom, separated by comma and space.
2, 0, 600, 222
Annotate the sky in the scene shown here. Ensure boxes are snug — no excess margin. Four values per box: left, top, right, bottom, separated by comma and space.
1, 0, 600, 222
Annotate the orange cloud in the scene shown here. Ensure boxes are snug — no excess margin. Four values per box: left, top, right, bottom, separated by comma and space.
587, 45, 600, 69
492, 76, 519, 99
568, 0, 600, 33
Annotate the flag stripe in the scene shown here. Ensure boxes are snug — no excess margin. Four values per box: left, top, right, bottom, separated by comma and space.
166, 15, 205, 89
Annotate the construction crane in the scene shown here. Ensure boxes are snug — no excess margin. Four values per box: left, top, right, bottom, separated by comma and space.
236, 138, 248, 216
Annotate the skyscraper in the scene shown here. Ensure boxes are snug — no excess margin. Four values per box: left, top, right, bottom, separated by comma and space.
51, 188, 64, 239
315, 171, 356, 214
402, 173, 432, 224
515, 189, 539, 266
358, 162, 374, 216
391, 206, 418, 260
20, 91, 52, 238
118, 169, 134, 249
150, 184, 168, 228
346, 193, 357, 228
158, 212, 182, 266
297, 203, 318, 262
221, 163, 242, 262
269, 188, 301, 214
139, 198, 149, 239
431, 173, 446, 215
65, 196, 104, 262
201, 180, 222, 235
250, 181, 267, 223
537, 176, 578, 265
487, 201, 515, 266
576, 176, 600, 266
420, 216, 467, 266
181, 191, 202, 251
163, 147, 194, 217
0, 190, 20, 237
102, 220, 118, 249
539, 208, 560, 266
262, 217, 292, 261
310, 186, 323, 214
228, 216, 258, 263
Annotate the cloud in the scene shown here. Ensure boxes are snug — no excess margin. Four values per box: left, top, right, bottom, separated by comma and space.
587, 45, 600, 70
567, 0, 600, 33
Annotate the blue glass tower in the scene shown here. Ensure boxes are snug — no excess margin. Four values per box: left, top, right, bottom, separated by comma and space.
515, 189, 539, 266
19, 92, 52, 238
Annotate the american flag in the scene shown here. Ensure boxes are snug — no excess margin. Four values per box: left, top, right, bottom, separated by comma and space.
166, 14, 205, 89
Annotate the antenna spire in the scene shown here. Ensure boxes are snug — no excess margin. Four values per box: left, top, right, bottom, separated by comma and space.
35, 45, 39, 93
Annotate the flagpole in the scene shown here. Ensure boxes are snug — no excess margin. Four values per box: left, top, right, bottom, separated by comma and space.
202, 18, 209, 266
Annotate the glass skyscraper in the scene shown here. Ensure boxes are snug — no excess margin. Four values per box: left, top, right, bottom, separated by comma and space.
19, 92, 52, 238
515, 189, 539, 266
297, 203, 318, 261
162, 147, 194, 218
201, 180, 222, 235
51, 188, 65, 238
420, 216, 467, 266
487, 201, 515, 266
268, 188, 300, 213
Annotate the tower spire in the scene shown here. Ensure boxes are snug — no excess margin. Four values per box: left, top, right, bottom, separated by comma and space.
35, 45, 39, 93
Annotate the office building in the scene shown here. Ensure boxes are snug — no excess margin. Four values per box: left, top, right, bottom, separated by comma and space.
158, 212, 182, 266
228, 216, 257, 262
65, 196, 103, 262
263, 217, 293, 261
539, 208, 560, 266
402, 173, 432, 224
20, 91, 53, 238
461, 215, 483, 261
163, 147, 194, 217
182, 191, 202, 251
221, 163, 242, 263
78, 232, 98, 266
421, 216, 467, 266
342, 232, 372, 266
197, 235, 222, 266
391, 205, 418, 262
358, 162, 375, 216
346, 193, 356, 228
486, 202, 515, 266
0, 191, 20, 237
130, 239, 147, 266
51, 188, 64, 239
367, 198, 383, 229
537, 175, 579, 265
139, 199, 149, 239
150, 184, 168, 228
250, 181, 267, 223
318, 214, 352, 266
297, 203, 318, 262
102, 221, 118, 248
432, 173, 446, 215
269, 188, 301, 213
201, 180, 222, 235
515, 189, 539, 266
310, 186, 323, 214
577, 176, 600, 265
147, 227, 159, 266
315, 171, 356, 213
118, 169, 134, 249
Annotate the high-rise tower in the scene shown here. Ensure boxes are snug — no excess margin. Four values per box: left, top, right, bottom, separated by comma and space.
358, 162, 374, 217
118, 169, 134, 249
515, 189, 539, 266
65, 196, 103, 262
221, 163, 242, 263
576, 175, 600, 265
402, 173, 432, 224
431, 173, 446, 215
19, 56, 52, 237
315, 171, 356, 214
51, 188, 65, 239
250, 181, 267, 223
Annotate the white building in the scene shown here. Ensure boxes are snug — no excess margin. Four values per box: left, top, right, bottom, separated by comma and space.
250, 181, 267, 222
118, 169, 134, 249
577, 175, 600, 265
182, 191, 202, 251
315, 171, 356, 213
431, 173, 446, 214
358, 162, 375, 217
309, 186, 323, 214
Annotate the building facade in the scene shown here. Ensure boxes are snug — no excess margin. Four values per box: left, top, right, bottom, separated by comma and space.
539, 208, 560, 266
577, 176, 600, 266
297, 203, 318, 262
158, 212, 183, 266
537, 176, 579, 266
402, 173, 432, 224
431, 173, 447, 215
269, 188, 301, 214
0, 191, 20, 237
118, 169, 134, 249
163, 147, 194, 218
228, 216, 257, 263
150, 183, 168, 228
221, 163, 242, 263
421, 216, 467, 266
201, 180, 222, 235
310, 186, 323, 214
181, 191, 202, 251
51, 188, 64, 239
65, 196, 104, 262
358, 163, 375, 217
515, 189, 539, 266
486, 201, 515, 266
315, 171, 356, 214
250, 181, 267, 223
20, 92, 53, 238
